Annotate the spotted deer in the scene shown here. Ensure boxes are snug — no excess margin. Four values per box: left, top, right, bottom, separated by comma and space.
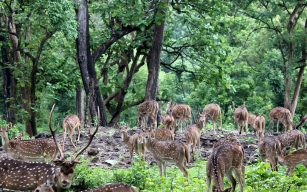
33, 180, 55, 192
206, 141, 245, 192
162, 114, 176, 132
277, 149, 307, 176
269, 107, 293, 132
167, 102, 192, 132
151, 128, 175, 141
277, 130, 306, 154
62, 114, 81, 150
253, 115, 265, 139
184, 120, 203, 159
233, 105, 248, 134
258, 136, 282, 171
199, 103, 222, 133
80, 183, 137, 192
1, 124, 58, 162
143, 134, 190, 177
137, 100, 159, 129
121, 127, 146, 162
247, 113, 256, 129
0, 105, 99, 191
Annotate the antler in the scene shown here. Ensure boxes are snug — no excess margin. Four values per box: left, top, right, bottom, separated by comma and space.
49, 104, 64, 160
73, 107, 100, 161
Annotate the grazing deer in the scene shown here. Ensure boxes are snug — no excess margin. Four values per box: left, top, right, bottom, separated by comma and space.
199, 103, 222, 133
206, 142, 245, 192
144, 134, 190, 177
233, 105, 248, 134
121, 127, 146, 162
258, 136, 282, 171
247, 113, 256, 129
269, 107, 293, 132
81, 183, 137, 192
62, 114, 81, 150
138, 100, 159, 129
0, 105, 99, 191
253, 115, 265, 139
1, 124, 58, 162
167, 102, 192, 132
184, 120, 203, 159
277, 149, 307, 176
162, 114, 176, 132
33, 180, 55, 192
151, 128, 175, 141
278, 130, 306, 154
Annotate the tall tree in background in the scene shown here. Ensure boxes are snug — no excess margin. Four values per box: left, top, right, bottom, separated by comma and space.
145, 0, 168, 101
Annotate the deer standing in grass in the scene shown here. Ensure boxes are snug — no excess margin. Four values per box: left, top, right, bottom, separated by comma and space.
185, 120, 203, 160
81, 183, 137, 192
277, 149, 307, 176
199, 103, 222, 133
121, 126, 147, 162
233, 105, 248, 134
162, 114, 176, 132
269, 107, 293, 132
167, 102, 192, 132
253, 115, 265, 139
138, 100, 159, 129
0, 105, 99, 191
62, 114, 81, 150
143, 134, 190, 177
206, 141, 245, 192
258, 136, 282, 171
1, 124, 58, 162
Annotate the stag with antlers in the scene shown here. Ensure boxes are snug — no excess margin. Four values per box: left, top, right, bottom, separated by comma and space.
0, 105, 99, 191
137, 100, 159, 129
269, 107, 293, 132
199, 103, 222, 133
233, 105, 248, 134
167, 102, 192, 132
62, 114, 81, 150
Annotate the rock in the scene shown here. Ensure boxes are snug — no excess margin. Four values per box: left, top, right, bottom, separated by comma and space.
88, 148, 99, 156
105, 159, 118, 166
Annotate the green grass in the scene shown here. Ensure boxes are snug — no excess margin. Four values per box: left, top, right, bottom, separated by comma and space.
72, 157, 307, 192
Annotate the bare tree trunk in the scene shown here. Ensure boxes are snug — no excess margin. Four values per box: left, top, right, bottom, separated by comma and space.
76, 85, 85, 127
290, 19, 306, 116
145, 1, 168, 100
284, 2, 306, 110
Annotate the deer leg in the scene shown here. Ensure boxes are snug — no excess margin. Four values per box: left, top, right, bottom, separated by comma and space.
62, 127, 67, 151
226, 172, 236, 192
277, 120, 280, 133
69, 129, 76, 149
77, 125, 81, 142
157, 161, 163, 176
286, 166, 294, 176
206, 172, 212, 192
177, 161, 188, 177
213, 121, 216, 133
234, 167, 244, 192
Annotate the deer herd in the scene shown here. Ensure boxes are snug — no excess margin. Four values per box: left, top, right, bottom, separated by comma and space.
0, 101, 306, 192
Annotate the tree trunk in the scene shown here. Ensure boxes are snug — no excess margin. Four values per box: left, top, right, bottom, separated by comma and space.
284, 2, 306, 110
76, 85, 85, 127
290, 19, 307, 116
76, 0, 107, 126
145, 1, 168, 100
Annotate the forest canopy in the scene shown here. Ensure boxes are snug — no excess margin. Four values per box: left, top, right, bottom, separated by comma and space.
0, 0, 306, 135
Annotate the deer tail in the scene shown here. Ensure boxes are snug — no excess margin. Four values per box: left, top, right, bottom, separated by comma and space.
184, 143, 190, 163
212, 152, 223, 191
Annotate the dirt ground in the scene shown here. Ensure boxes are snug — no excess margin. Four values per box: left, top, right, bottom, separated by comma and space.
1, 127, 306, 169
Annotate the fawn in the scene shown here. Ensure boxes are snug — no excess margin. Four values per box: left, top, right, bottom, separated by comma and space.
33, 180, 55, 192
199, 103, 222, 133
184, 120, 203, 159
277, 149, 307, 175
62, 114, 81, 150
